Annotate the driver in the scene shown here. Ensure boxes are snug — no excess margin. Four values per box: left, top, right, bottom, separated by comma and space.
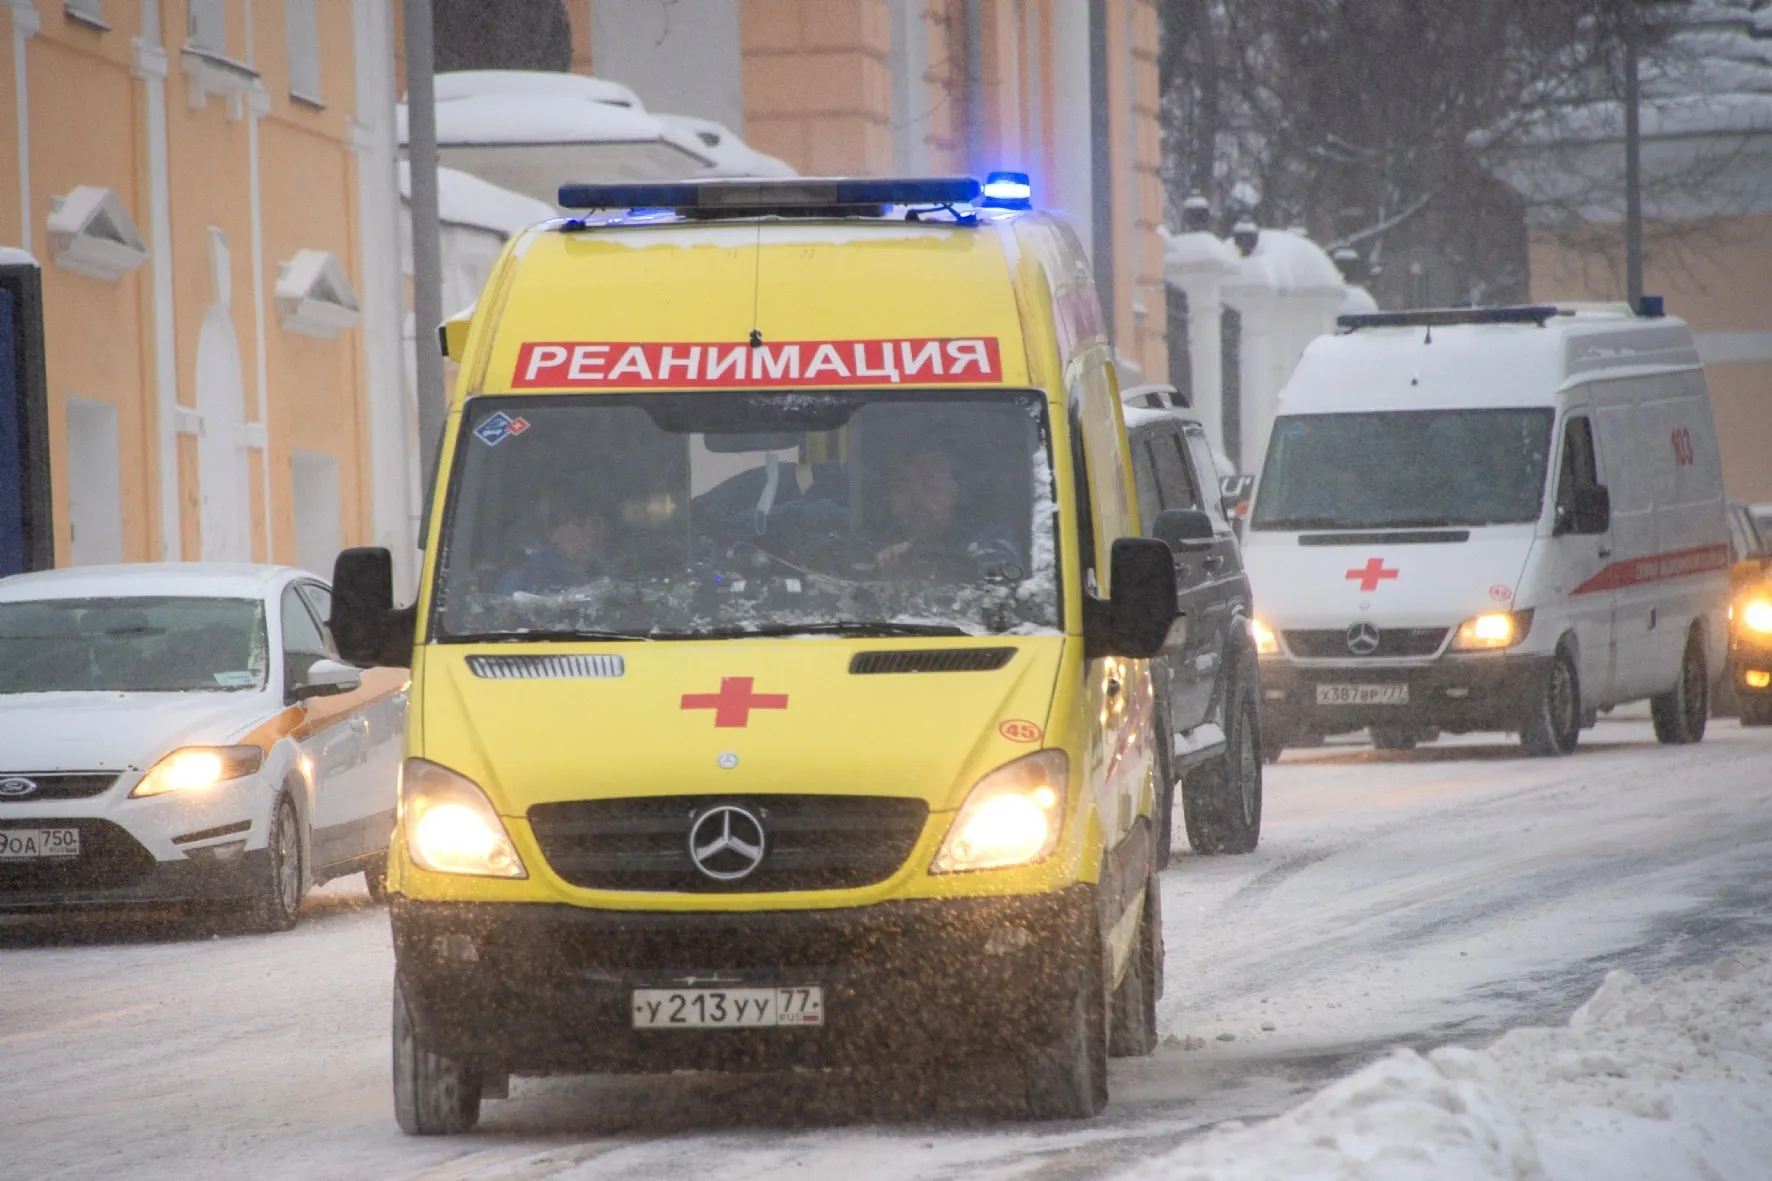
872, 447, 1022, 574
499, 495, 615, 594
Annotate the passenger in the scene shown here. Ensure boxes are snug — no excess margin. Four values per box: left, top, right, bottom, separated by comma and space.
872, 447, 1022, 573
499, 498, 615, 595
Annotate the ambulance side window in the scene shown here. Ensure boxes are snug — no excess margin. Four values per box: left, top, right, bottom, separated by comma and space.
1070, 410, 1099, 594
1556, 416, 1598, 509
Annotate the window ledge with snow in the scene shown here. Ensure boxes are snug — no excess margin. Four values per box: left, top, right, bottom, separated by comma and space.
180, 46, 261, 118
275, 250, 361, 339
46, 186, 148, 281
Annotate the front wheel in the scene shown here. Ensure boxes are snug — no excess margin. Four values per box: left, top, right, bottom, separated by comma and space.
393, 978, 483, 1135
244, 793, 304, 932
1521, 649, 1581, 757
1108, 882, 1162, 1058
1182, 693, 1262, 855
1650, 631, 1708, 745
363, 853, 390, 905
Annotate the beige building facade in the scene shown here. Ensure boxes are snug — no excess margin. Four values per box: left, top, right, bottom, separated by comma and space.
1, 0, 412, 574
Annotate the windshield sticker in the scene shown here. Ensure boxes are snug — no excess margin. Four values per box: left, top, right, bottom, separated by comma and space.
214, 670, 256, 687
473, 412, 531, 446
513, 339, 1004, 389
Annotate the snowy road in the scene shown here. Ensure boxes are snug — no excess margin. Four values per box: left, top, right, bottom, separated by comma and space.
6, 709, 1772, 1180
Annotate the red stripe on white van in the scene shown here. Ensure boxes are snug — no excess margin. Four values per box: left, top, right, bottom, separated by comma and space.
1569, 543, 1730, 595
512, 339, 1003, 389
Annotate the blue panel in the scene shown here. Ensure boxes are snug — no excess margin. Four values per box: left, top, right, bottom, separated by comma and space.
0, 288, 23, 577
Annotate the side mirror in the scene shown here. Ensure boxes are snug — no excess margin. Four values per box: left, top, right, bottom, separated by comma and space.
332, 547, 415, 668
1152, 507, 1215, 552
1084, 538, 1186, 659
1555, 483, 1611, 536
292, 658, 362, 701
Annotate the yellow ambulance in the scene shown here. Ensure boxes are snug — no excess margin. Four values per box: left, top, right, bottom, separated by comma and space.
330, 174, 1184, 1131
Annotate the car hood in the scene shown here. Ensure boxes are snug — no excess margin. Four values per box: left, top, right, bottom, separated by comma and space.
419, 636, 1066, 814
1243, 530, 1536, 630
0, 691, 272, 773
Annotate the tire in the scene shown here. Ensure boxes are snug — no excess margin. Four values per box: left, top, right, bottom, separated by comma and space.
393, 978, 483, 1135
245, 794, 304, 933
1521, 647, 1581, 757
363, 853, 390, 905
1022, 929, 1108, 1119
1108, 882, 1162, 1058
1369, 725, 1417, 751
1182, 693, 1262, 855
1741, 695, 1772, 727
1151, 692, 1178, 871
1651, 631, 1709, 745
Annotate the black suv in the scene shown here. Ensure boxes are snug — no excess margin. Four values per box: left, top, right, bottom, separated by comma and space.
1122, 385, 1263, 865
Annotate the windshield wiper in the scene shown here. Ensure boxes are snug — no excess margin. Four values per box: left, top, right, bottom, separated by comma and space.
657, 621, 971, 640
453, 628, 655, 643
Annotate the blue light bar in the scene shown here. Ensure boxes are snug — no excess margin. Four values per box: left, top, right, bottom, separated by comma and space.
558, 176, 981, 213
979, 170, 1033, 210
1338, 305, 1565, 332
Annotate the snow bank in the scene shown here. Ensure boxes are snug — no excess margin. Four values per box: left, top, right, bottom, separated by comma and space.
1117, 948, 1772, 1181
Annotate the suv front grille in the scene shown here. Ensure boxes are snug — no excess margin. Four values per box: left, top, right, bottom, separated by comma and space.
528, 795, 930, 893
0, 773, 119, 801
1284, 628, 1448, 659
0, 819, 155, 894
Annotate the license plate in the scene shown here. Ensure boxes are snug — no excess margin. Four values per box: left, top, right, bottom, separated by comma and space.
1316, 683, 1409, 706
631, 986, 825, 1029
0, 827, 80, 859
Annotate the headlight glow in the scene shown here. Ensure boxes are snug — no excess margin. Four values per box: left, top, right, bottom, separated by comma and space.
1744, 600, 1772, 634
1451, 609, 1532, 651
1252, 618, 1279, 656
130, 746, 263, 797
931, 750, 1067, 874
401, 758, 526, 879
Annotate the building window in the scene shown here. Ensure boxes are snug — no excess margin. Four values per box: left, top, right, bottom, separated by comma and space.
286, 0, 322, 105
64, 0, 108, 29
187, 0, 227, 56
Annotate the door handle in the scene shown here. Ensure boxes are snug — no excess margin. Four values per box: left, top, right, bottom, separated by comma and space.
1203, 553, 1226, 572
1598, 546, 1613, 559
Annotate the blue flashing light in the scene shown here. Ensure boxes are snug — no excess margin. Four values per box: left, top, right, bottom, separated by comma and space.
558, 176, 981, 213
979, 170, 1033, 210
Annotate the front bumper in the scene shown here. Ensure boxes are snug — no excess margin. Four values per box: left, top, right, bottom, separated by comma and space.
0, 817, 268, 911
391, 886, 1094, 1075
1259, 653, 1555, 737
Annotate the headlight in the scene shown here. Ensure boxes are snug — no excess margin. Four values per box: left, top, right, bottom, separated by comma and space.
1743, 600, 1772, 634
1450, 609, 1533, 651
401, 759, 526, 879
130, 746, 263, 798
931, 750, 1067, 874
1251, 618, 1279, 655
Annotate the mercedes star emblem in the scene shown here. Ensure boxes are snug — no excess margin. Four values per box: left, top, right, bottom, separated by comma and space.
687, 803, 767, 882
1346, 622, 1382, 657
0, 777, 39, 798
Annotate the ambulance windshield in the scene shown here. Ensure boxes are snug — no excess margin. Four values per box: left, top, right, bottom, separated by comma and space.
1251, 408, 1555, 532
432, 392, 1060, 640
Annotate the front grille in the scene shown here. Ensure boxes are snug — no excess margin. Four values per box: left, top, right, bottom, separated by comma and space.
0, 773, 119, 801
0, 819, 156, 893
1284, 628, 1448, 659
528, 795, 930, 893
849, 648, 1016, 674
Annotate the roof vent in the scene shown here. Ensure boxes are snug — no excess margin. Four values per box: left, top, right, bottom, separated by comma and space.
46, 186, 148, 281
274, 250, 361, 338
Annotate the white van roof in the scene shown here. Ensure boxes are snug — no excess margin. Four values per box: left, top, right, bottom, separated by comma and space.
1277, 305, 1702, 415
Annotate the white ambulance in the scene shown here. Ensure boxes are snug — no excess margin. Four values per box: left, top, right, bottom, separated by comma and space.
1243, 303, 1730, 757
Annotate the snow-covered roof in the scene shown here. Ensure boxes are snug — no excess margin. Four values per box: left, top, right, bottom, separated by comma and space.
1340, 284, 1380, 315
400, 162, 556, 236
0, 563, 299, 602
657, 115, 796, 179
399, 71, 796, 207
1160, 226, 1242, 286
0, 246, 38, 267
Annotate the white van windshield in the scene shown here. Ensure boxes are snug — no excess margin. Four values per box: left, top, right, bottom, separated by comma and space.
1251, 409, 1555, 532
432, 392, 1060, 640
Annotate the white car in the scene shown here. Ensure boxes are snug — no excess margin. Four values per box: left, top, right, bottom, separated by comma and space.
0, 564, 405, 929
